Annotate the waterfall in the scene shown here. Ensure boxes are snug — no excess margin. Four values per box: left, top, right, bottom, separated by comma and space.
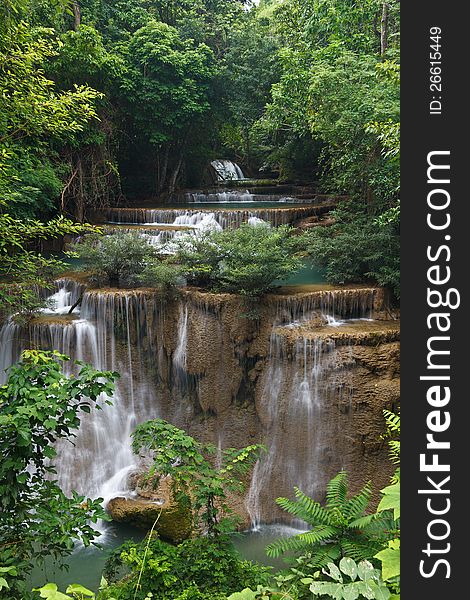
0, 320, 21, 385
40, 278, 85, 315
105, 206, 323, 229
272, 288, 382, 325
180, 191, 316, 204
0, 283, 162, 506
185, 191, 254, 203
211, 159, 245, 181
246, 331, 350, 528
173, 303, 189, 376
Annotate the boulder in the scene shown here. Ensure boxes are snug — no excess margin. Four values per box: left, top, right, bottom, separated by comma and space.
107, 478, 192, 543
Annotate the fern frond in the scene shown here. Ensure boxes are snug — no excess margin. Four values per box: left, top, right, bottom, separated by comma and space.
294, 487, 334, 525
294, 525, 339, 545
275, 496, 320, 525
342, 481, 372, 520
388, 440, 401, 464
349, 514, 378, 529
325, 471, 348, 510
362, 513, 398, 541
265, 532, 312, 558
383, 410, 400, 433
275, 489, 332, 526
341, 539, 382, 563
265, 524, 341, 558
308, 543, 342, 569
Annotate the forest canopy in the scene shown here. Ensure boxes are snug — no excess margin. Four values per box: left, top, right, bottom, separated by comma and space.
0, 0, 400, 296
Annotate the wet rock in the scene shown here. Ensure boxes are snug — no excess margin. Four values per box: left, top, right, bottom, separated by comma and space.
107, 495, 192, 543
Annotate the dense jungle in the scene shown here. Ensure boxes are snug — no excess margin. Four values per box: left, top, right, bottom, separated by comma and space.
0, 1, 400, 599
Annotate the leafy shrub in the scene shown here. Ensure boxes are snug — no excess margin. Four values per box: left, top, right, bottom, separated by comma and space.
308, 557, 394, 600
0, 214, 97, 320
176, 224, 304, 298
102, 537, 271, 600
304, 216, 399, 298
71, 232, 183, 292
266, 472, 395, 567
0, 351, 117, 598
139, 259, 183, 296
131, 419, 262, 536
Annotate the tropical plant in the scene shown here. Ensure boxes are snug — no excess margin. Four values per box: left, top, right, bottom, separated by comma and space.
176, 224, 305, 299
0, 350, 118, 597
33, 582, 97, 600
308, 557, 393, 600
374, 411, 400, 595
304, 215, 400, 298
69, 232, 159, 287
265, 472, 395, 567
131, 419, 263, 536
102, 536, 271, 600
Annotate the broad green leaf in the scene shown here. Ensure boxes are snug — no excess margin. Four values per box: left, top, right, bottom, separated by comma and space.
340, 557, 358, 580
0, 577, 9, 590
375, 541, 400, 581
343, 584, 360, 600
324, 561, 343, 582
33, 583, 73, 599
357, 560, 375, 582
377, 483, 400, 519
66, 583, 95, 597
227, 589, 258, 600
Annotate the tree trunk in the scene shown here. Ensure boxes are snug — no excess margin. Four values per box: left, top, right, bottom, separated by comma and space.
157, 146, 170, 193
168, 154, 184, 195
380, 3, 389, 55
76, 157, 85, 222
72, 2, 81, 31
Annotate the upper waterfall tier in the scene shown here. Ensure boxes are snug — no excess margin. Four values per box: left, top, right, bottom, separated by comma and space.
100, 205, 331, 228
210, 159, 245, 181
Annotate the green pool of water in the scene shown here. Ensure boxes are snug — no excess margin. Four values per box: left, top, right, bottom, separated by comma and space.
28, 523, 301, 593
28, 523, 144, 592
276, 260, 327, 286
232, 524, 306, 571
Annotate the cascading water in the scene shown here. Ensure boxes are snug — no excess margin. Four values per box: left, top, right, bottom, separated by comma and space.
246, 332, 344, 528
105, 206, 323, 229
211, 159, 245, 181
0, 282, 162, 509
245, 290, 382, 528
185, 190, 254, 203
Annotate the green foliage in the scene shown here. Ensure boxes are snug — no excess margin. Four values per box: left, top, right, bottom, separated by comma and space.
381, 410, 400, 475
265, 472, 395, 568
0, 213, 98, 319
374, 412, 400, 594
33, 582, 97, 599
176, 224, 304, 299
102, 536, 271, 600
0, 9, 102, 219
308, 557, 392, 600
70, 231, 182, 292
304, 216, 400, 298
70, 232, 158, 287
228, 585, 286, 600
131, 418, 263, 536
0, 350, 118, 597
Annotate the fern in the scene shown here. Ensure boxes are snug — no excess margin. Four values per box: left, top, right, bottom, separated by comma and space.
276, 490, 332, 526
325, 471, 348, 510
342, 481, 372, 520
382, 410, 400, 467
269, 472, 386, 565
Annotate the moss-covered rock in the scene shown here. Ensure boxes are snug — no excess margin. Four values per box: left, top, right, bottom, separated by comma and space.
107, 493, 192, 543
